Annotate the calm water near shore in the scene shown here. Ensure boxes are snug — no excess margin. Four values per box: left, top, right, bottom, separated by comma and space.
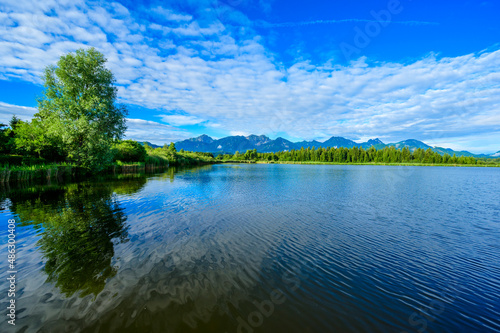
0, 164, 499, 332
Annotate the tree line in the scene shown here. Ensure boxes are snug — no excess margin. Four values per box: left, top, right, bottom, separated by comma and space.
217, 145, 478, 164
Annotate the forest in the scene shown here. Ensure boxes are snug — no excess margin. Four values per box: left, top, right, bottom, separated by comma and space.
216, 146, 490, 165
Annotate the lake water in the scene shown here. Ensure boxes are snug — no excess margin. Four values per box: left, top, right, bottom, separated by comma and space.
1, 164, 499, 333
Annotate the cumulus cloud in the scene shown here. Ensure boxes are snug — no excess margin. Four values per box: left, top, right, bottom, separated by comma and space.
0, 101, 37, 123
152, 6, 193, 22
125, 118, 193, 144
0, 0, 499, 152
159, 114, 205, 126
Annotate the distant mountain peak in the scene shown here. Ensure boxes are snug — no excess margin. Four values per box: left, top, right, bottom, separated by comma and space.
323, 136, 357, 148
190, 134, 214, 143
367, 138, 384, 144
174, 134, 485, 157
393, 139, 430, 149
246, 134, 271, 145
246, 134, 268, 139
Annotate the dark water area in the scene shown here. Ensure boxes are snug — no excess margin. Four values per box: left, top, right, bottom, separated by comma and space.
0, 164, 499, 333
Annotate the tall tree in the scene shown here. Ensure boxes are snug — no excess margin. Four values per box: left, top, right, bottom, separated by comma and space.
30, 48, 127, 170
168, 142, 177, 153
0, 123, 10, 154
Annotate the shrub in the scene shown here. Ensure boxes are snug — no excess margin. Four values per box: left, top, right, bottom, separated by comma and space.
113, 140, 147, 162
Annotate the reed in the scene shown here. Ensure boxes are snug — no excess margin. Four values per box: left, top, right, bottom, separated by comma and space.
0, 164, 79, 183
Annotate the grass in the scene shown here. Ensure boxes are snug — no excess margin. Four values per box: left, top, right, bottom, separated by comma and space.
0, 163, 78, 183
111, 162, 168, 174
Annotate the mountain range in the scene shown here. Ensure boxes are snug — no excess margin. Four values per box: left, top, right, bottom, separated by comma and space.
143, 135, 498, 158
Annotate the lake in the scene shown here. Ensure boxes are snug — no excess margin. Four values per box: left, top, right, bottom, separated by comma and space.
1, 164, 499, 332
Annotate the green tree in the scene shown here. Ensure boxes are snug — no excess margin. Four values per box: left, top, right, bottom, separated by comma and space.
14, 119, 54, 158
9, 115, 21, 132
0, 116, 22, 154
401, 146, 411, 162
168, 142, 177, 153
31, 47, 127, 171
0, 123, 10, 154
113, 140, 147, 162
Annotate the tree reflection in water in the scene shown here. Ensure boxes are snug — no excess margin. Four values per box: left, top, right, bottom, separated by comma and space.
7, 178, 146, 297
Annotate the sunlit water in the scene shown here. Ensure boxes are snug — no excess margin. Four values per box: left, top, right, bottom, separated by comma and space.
0, 164, 499, 333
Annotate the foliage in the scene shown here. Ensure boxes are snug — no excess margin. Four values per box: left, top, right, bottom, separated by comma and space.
221, 146, 482, 165
25, 47, 127, 171
113, 140, 147, 162
0, 116, 21, 154
0, 163, 78, 183
146, 147, 216, 166
0, 123, 12, 154
14, 118, 64, 160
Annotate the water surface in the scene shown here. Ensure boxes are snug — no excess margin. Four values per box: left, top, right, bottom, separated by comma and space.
1, 164, 499, 332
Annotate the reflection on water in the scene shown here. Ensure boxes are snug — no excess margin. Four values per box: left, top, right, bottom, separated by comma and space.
5, 178, 147, 298
0, 165, 499, 333
18, 184, 128, 297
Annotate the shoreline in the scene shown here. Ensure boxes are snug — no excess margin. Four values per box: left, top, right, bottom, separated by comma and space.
0, 163, 171, 185
1, 159, 498, 186
0, 153, 219, 185
221, 160, 500, 167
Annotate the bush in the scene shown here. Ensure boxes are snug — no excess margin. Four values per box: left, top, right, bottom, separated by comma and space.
195, 152, 214, 158
113, 140, 147, 162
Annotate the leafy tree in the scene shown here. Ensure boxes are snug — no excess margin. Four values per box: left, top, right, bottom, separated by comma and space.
9, 115, 21, 132
14, 119, 59, 158
0, 123, 10, 154
168, 142, 177, 153
113, 140, 147, 162
29, 47, 127, 170
0, 116, 21, 154
401, 146, 411, 162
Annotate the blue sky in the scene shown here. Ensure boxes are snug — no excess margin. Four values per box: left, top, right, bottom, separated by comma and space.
0, 0, 499, 153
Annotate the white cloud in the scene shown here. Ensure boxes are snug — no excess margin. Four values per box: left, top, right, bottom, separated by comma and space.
124, 118, 193, 144
0, 101, 37, 123
230, 131, 250, 136
159, 114, 205, 126
171, 21, 224, 37
153, 6, 192, 22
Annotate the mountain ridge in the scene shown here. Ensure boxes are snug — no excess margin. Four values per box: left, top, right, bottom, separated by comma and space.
172, 135, 498, 158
